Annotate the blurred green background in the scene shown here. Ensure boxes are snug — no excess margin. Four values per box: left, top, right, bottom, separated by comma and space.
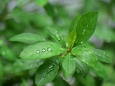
0, 0, 115, 86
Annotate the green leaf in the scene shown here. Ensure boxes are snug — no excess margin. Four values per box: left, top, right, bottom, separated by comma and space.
35, 60, 59, 86
72, 44, 108, 79
94, 49, 112, 63
20, 42, 66, 59
67, 29, 77, 49
75, 75, 96, 86
9, 33, 45, 43
61, 54, 76, 79
76, 12, 98, 44
69, 14, 81, 30
36, 0, 48, 6
72, 44, 98, 68
46, 26, 61, 42
74, 58, 89, 76
53, 75, 70, 86
0, 46, 17, 61
46, 26, 66, 47
91, 62, 108, 79
13, 59, 43, 72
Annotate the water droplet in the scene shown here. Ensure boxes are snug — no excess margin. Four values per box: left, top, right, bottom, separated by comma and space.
81, 41, 83, 44
47, 66, 54, 74
36, 50, 40, 54
82, 29, 86, 34
56, 35, 61, 41
47, 47, 52, 52
49, 65, 53, 69
41, 48, 46, 52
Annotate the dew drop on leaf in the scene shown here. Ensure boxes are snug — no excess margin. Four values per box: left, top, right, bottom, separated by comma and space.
82, 29, 86, 34
41, 48, 46, 52
47, 47, 52, 52
49, 65, 53, 69
55, 34, 61, 41
80, 41, 83, 44
36, 50, 40, 54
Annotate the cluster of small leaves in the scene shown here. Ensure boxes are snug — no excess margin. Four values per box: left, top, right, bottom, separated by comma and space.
7, 11, 112, 86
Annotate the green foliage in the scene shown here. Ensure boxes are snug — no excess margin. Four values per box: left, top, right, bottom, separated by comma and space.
76, 12, 98, 44
10, 33, 45, 43
20, 42, 66, 59
94, 49, 112, 63
13, 59, 43, 72
0, 0, 114, 86
61, 54, 76, 79
67, 29, 77, 48
74, 58, 89, 76
36, 0, 49, 6
35, 60, 59, 86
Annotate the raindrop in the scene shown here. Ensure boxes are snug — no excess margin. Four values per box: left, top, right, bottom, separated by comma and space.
49, 65, 53, 69
47, 66, 54, 74
41, 48, 46, 52
47, 47, 52, 52
80, 41, 83, 44
36, 50, 40, 54
55, 35, 61, 41
56, 60, 59, 63
82, 29, 86, 34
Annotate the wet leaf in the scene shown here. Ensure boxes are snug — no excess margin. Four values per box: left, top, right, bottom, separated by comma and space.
94, 49, 112, 63
74, 58, 89, 76
20, 42, 66, 59
76, 12, 98, 44
91, 62, 108, 79
35, 60, 59, 86
61, 54, 76, 79
72, 44, 98, 69
46, 26, 61, 42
